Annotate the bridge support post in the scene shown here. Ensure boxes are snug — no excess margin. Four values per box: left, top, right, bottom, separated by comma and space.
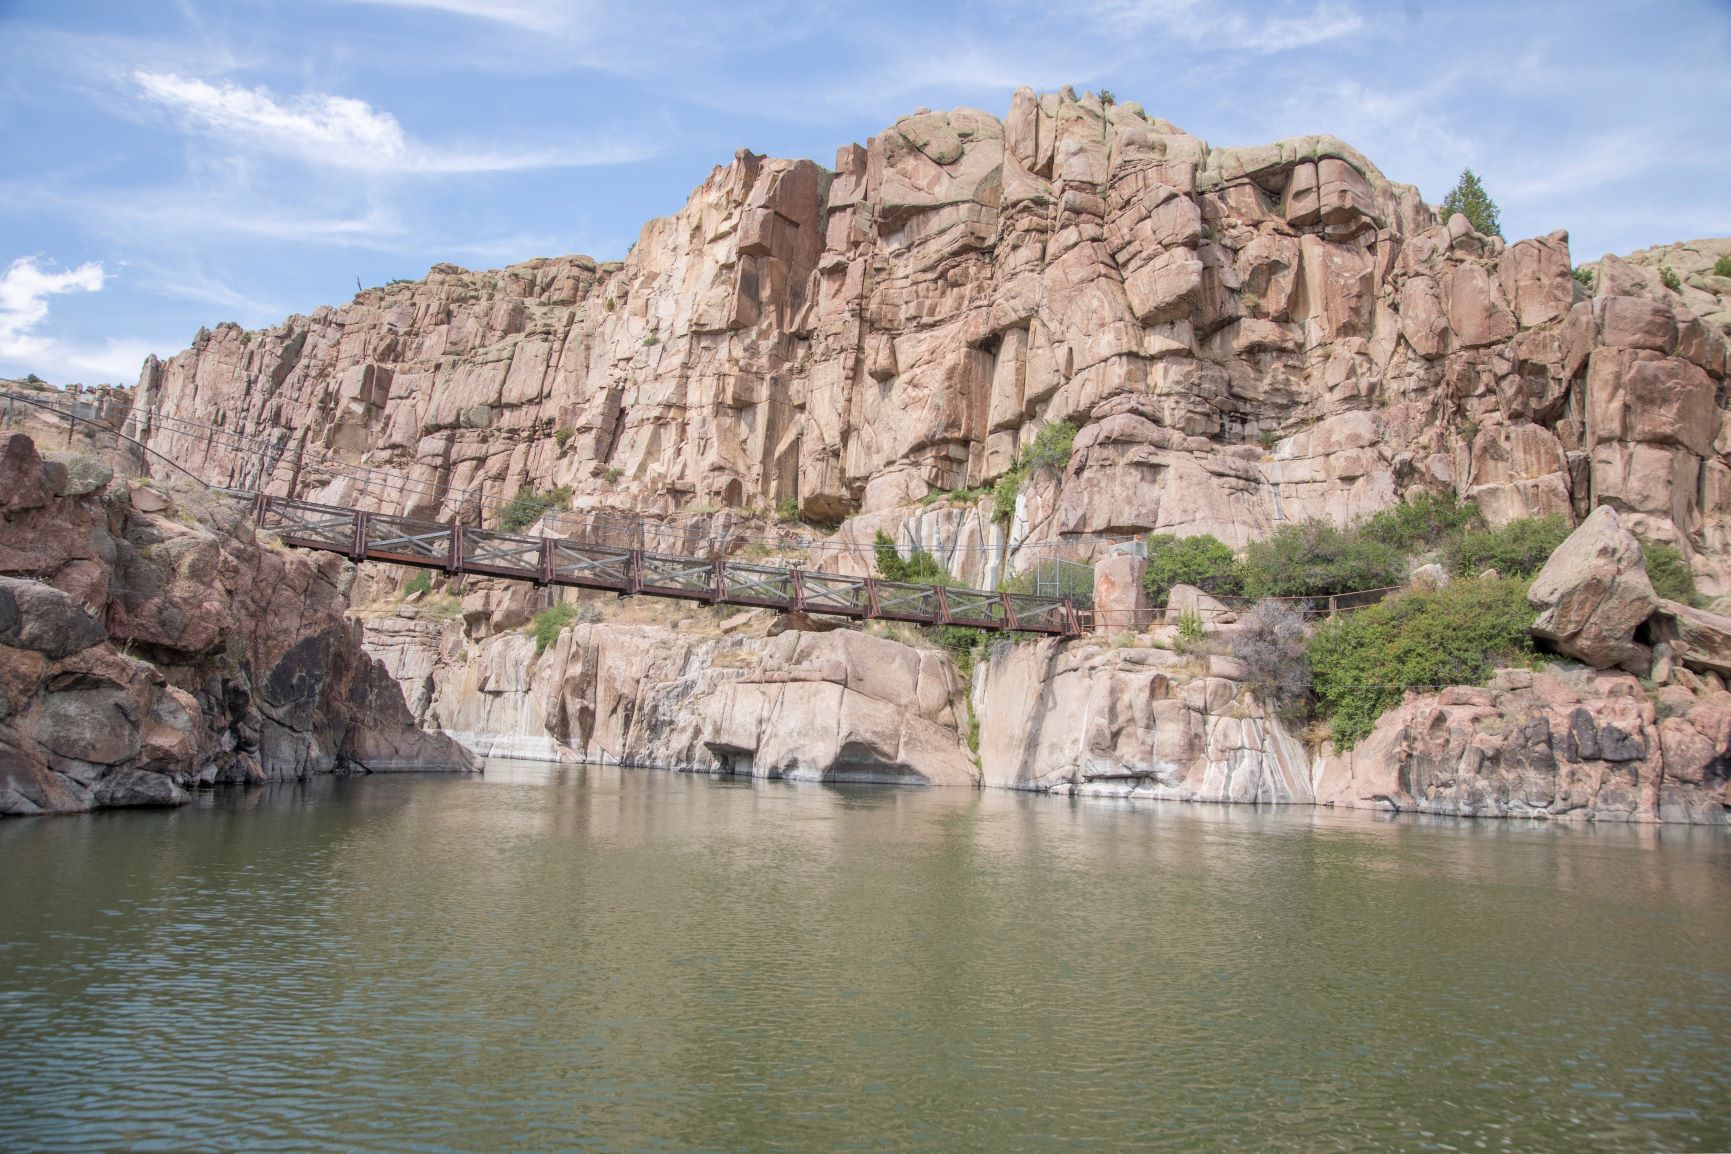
864, 578, 880, 620
446, 525, 464, 574
999, 591, 1015, 633
626, 549, 642, 595
790, 569, 805, 612
350, 512, 369, 563
710, 559, 725, 604
537, 537, 554, 586
933, 585, 950, 625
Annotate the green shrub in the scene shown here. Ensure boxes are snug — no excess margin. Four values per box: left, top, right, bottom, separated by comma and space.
1659, 266, 1682, 293
1444, 515, 1570, 578
1175, 608, 1204, 646
1307, 578, 1537, 749
992, 470, 1022, 524
873, 530, 952, 585
403, 571, 432, 597
1357, 490, 1483, 554
775, 497, 802, 522
1641, 538, 1700, 606
642, 332, 659, 346
1715, 255, 1731, 278
529, 601, 578, 655
1143, 533, 1243, 605
1241, 520, 1406, 598
1022, 421, 1078, 470
602, 467, 622, 483
988, 421, 1079, 525
553, 427, 574, 448
498, 485, 572, 532
1571, 266, 1594, 290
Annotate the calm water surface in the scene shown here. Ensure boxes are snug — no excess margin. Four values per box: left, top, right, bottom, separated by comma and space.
2, 764, 1729, 1153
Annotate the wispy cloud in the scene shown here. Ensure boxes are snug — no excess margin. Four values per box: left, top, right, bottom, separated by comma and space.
340, 0, 585, 31
0, 257, 161, 383
133, 71, 654, 172
1087, 0, 1365, 53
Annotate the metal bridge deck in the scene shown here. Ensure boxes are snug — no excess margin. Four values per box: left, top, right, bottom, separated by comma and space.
256, 495, 1084, 637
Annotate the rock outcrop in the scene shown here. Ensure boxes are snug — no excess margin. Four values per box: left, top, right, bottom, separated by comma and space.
1527, 505, 1658, 671
0, 431, 475, 816
1314, 668, 1731, 823
366, 609, 977, 785
974, 637, 1310, 802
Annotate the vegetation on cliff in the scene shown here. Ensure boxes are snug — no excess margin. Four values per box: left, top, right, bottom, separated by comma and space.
1307, 577, 1538, 748
992, 421, 1076, 525
1439, 168, 1502, 239
498, 485, 572, 532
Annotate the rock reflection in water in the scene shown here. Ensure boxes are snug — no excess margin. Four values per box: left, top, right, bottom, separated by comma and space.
1, 763, 1727, 1153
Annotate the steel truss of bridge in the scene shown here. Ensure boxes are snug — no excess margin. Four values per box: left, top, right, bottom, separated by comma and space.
255, 495, 1086, 637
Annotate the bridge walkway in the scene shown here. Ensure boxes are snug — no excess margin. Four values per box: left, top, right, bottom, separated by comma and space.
254, 495, 1086, 637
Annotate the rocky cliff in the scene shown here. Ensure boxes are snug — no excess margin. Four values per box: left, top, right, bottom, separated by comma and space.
117, 86, 1731, 821
0, 427, 475, 816
132, 86, 1731, 591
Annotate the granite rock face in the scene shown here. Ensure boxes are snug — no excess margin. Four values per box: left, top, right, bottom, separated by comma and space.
0, 432, 475, 816
127, 89, 1730, 597
367, 611, 978, 785
99, 87, 1731, 823
1527, 505, 1658, 672
972, 637, 1312, 803
1314, 669, 1731, 823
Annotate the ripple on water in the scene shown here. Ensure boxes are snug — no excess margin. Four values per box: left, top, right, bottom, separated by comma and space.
0, 767, 1728, 1153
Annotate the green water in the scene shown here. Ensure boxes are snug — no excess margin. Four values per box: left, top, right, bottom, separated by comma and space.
1, 764, 1728, 1153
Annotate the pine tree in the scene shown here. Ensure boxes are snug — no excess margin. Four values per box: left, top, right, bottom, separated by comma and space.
1439, 168, 1502, 239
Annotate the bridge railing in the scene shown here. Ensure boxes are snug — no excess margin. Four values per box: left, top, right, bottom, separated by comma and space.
254, 495, 1079, 636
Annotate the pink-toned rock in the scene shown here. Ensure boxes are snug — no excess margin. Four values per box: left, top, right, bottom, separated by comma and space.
1092, 550, 1150, 634
1497, 230, 1574, 329
1527, 506, 1657, 671
1313, 670, 1724, 822
1444, 261, 1518, 348
1597, 295, 1677, 352
0, 431, 475, 816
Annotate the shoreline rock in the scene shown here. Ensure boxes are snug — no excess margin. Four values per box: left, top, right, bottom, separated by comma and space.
0, 432, 476, 817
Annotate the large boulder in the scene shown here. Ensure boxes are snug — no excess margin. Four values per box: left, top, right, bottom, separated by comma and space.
1527, 506, 1657, 671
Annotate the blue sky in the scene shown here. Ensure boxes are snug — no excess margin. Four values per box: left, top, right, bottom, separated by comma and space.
1, 0, 1727, 386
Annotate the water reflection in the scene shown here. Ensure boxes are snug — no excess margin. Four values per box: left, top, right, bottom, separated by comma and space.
1, 763, 1727, 1153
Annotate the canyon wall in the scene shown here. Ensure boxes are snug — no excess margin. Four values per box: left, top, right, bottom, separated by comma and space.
131, 87, 1731, 592
0, 428, 474, 816
111, 88, 1731, 821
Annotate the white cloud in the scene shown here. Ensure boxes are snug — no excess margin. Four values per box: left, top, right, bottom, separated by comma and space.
1087, 0, 1364, 53
0, 257, 105, 359
0, 257, 160, 384
133, 71, 653, 173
